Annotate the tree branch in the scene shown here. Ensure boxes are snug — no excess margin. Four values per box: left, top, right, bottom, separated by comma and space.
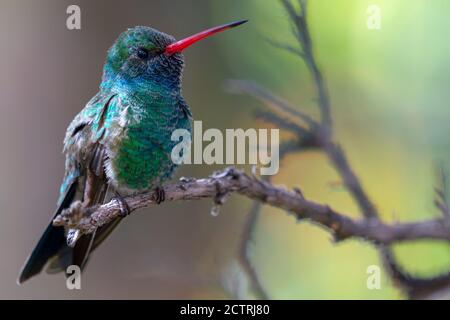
53, 168, 450, 245
225, 80, 317, 127
281, 0, 332, 128
237, 200, 268, 299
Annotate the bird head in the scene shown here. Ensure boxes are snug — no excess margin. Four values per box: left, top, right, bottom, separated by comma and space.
101, 20, 247, 91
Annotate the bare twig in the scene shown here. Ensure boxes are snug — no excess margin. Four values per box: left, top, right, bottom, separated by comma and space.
280, 0, 450, 299
380, 246, 450, 300
264, 38, 304, 57
238, 200, 268, 300
324, 142, 378, 218
278, 0, 377, 218
255, 109, 310, 138
435, 164, 450, 220
281, 0, 332, 128
225, 80, 317, 127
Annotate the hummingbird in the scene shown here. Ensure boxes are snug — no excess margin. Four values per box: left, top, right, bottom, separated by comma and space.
18, 20, 247, 284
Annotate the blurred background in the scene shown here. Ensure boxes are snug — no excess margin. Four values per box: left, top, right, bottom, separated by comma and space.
1, 0, 450, 299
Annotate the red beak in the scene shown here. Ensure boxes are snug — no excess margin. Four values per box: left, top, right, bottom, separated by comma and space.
164, 20, 248, 55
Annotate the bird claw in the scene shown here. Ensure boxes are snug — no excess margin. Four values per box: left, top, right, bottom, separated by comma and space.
114, 192, 131, 217
58, 200, 85, 227
66, 229, 81, 247
153, 187, 165, 204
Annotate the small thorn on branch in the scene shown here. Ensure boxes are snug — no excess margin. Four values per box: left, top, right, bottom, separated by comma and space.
293, 187, 304, 199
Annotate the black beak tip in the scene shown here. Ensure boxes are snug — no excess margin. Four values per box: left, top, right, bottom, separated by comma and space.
230, 19, 249, 28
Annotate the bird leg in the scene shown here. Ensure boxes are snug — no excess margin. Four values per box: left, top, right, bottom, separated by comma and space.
153, 186, 165, 204
59, 200, 88, 228
114, 191, 131, 217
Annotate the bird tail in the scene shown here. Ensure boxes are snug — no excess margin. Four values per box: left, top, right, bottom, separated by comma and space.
17, 181, 78, 284
18, 146, 123, 284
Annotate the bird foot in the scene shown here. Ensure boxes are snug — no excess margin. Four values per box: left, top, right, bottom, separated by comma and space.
58, 200, 89, 247
66, 229, 81, 247
59, 200, 86, 227
114, 192, 131, 217
153, 187, 165, 204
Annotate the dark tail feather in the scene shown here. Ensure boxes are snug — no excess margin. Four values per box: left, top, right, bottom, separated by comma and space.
17, 181, 77, 284
71, 187, 123, 271
19, 146, 121, 284
73, 231, 96, 271
45, 232, 95, 274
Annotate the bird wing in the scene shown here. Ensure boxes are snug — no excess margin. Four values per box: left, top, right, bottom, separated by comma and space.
18, 92, 123, 283
56, 93, 122, 272
17, 179, 78, 283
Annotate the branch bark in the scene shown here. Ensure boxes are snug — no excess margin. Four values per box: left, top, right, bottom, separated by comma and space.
53, 168, 450, 245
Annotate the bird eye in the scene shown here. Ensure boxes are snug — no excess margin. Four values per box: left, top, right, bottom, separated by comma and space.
137, 47, 149, 59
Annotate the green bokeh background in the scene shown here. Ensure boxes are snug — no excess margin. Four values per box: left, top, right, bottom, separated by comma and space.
212, 0, 450, 299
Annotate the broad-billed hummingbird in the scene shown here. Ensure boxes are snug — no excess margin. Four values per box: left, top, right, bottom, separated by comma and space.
18, 20, 247, 284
